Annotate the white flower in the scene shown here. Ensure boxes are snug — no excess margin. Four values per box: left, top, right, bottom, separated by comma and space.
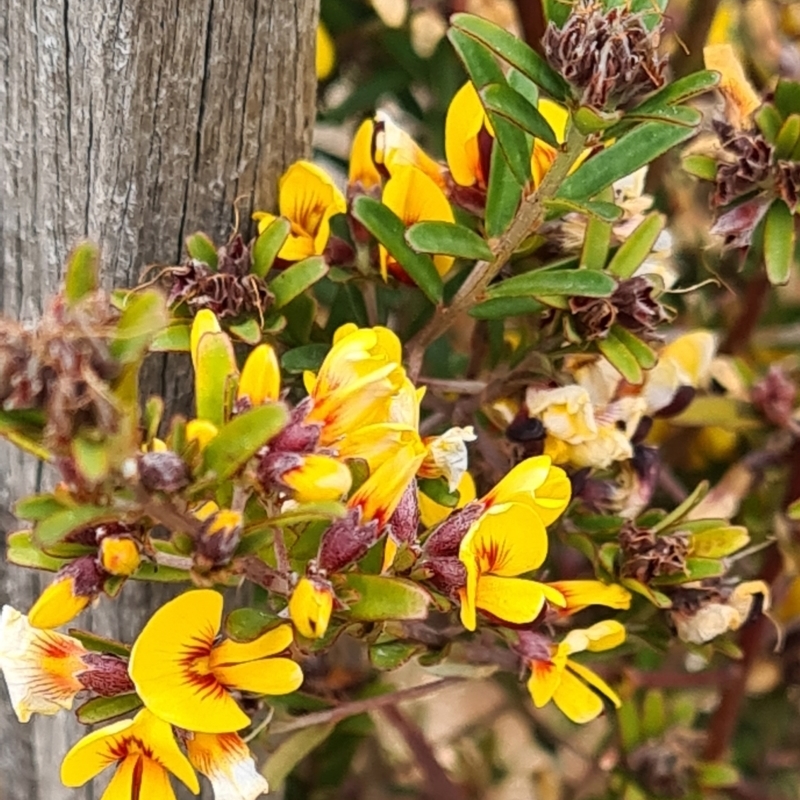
525, 385, 598, 445
421, 426, 477, 490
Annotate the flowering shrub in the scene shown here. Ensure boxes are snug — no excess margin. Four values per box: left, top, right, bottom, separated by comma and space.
2, 1, 800, 797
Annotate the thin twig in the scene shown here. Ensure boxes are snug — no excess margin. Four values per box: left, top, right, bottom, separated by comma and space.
419, 377, 488, 395
268, 677, 463, 735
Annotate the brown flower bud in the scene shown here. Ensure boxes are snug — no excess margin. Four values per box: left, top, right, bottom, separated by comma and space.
269, 399, 322, 453
195, 509, 242, 570
423, 501, 484, 558
420, 555, 467, 595
78, 653, 136, 697
569, 296, 617, 340
611, 277, 668, 339
713, 122, 773, 208
543, 1, 666, 110
386, 482, 420, 548
317, 508, 380, 574
138, 451, 190, 493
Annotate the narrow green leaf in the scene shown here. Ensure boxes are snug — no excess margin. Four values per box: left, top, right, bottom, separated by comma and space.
451, 13, 569, 100
487, 113, 532, 185
651, 481, 709, 533
281, 343, 330, 373
682, 154, 718, 181
558, 122, 697, 201
774, 79, 800, 120
542, 0, 571, 27
641, 690, 667, 740
270, 256, 329, 309
580, 216, 613, 270
607, 213, 665, 278
131, 561, 192, 583
545, 197, 622, 222
72, 437, 110, 484
202, 403, 289, 481
774, 114, 800, 160
610, 325, 657, 369
406, 221, 493, 261
370, 640, 423, 670
487, 268, 617, 299
634, 70, 720, 112
195, 331, 238, 427
185, 232, 218, 269
68, 629, 132, 657
623, 105, 701, 129
470, 295, 544, 319
574, 105, 622, 134
110, 289, 169, 363
485, 145, 522, 238
76, 694, 143, 726
225, 608, 283, 642
150, 323, 191, 352
507, 68, 539, 106
339, 574, 431, 622
618, 699, 641, 752
481, 83, 558, 146
696, 762, 740, 789
228, 317, 262, 345
7, 531, 67, 571
447, 28, 505, 89
64, 241, 100, 305
597, 330, 643, 384
764, 199, 795, 286
689, 526, 749, 559
653, 557, 725, 585
756, 104, 783, 143
15, 494, 70, 522
263, 724, 336, 791
35, 505, 116, 547
251, 217, 291, 278
351, 196, 443, 303
418, 477, 459, 508
621, 577, 672, 608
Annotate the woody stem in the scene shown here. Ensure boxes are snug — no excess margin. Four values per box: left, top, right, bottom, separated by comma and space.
406, 124, 587, 380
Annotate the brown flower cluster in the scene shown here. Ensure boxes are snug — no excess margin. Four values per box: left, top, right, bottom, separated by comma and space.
619, 521, 689, 582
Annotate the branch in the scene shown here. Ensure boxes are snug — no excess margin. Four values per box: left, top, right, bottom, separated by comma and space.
268, 677, 463, 735
406, 125, 587, 379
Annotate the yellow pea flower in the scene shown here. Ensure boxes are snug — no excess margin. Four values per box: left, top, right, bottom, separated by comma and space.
61, 708, 200, 799
457, 502, 566, 631
316, 23, 335, 81
0, 605, 87, 722
445, 81, 494, 189
280, 453, 353, 502
349, 119, 383, 191
373, 112, 445, 187
186, 731, 270, 800
237, 343, 281, 406
380, 165, 456, 281
28, 556, 105, 629
303, 324, 406, 445
253, 161, 346, 262
547, 580, 632, 615
129, 590, 302, 733
289, 576, 335, 639
527, 620, 625, 724
704, 43, 760, 129
531, 99, 571, 187
419, 471, 477, 529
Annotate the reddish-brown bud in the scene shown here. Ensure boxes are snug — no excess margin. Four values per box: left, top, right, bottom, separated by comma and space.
78, 653, 136, 697
752, 366, 797, 428
317, 509, 380, 574
138, 451, 190, 493
423, 501, 484, 558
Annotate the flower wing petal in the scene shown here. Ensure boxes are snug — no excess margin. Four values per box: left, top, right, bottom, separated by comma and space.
214, 657, 304, 696
475, 575, 551, 624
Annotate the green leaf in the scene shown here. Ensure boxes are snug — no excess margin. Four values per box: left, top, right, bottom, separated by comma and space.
202, 403, 289, 481
72, 436, 110, 483
597, 330, 643, 384
623, 105, 701, 129
110, 289, 169, 364
764, 199, 795, 286
447, 27, 505, 89
485, 145, 522, 238
573, 105, 622, 134
229, 317, 263, 345
281, 343, 330, 373
76, 694, 143, 726
35, 505, 116, 547
617, 699, 641, 752
610, 325, 657, 369
774, 114, 800, 160
451, 13, 569, 100
671, 396, 761, 431
641, 690, 667, 740
351, 196, 443, 303
252, 217, 291, 278
195, 331, 238, 428
580, 215, 613, 271
543, 0, 571, 27
270, 256, 329, 309
225, 608, 283, 641
696, 762, 740, 789
607, 213, 665, 278
557, 121, 697, 201
185, 232, 218, 269
418, 477, 459, 508
15, 494, 71, 522
689, 526, 749, 558
263, 724, 336, 791
756, 104, 783, 143
507, 68, 539, 106
131, 561, 192, 583
6, 531, 67, 571
469, 295, 544, 319
64, 241, 100, 306
150, 323, 191, 352
634, 70, 720, 112
339, 574, 431, 621
68, 629, 132, 657
682, 154, 718, 181
788, 498, 800, 521
544, 197, 623, 222
651, 481, 709, 533
481, 83, 558, 146
621, 577, 672, 608
486, 268, 617, 299
406, 221, 493, 261
487, 113, 532, 186
370, 640, 423, 670
775, 79, 800, 120
653, 557, 725, 585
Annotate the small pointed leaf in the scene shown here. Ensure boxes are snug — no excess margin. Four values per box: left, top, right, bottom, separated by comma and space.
406, 221, 493, 261
64, 241, 100, 306
185, 232, 218, 270
270, 256, 329, 309
252, 217, 291, 278
764, 199, 795, 286
486, 268, 617, 299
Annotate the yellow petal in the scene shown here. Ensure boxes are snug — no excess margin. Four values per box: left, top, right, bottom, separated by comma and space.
289, 578, 334, 639
28, 576, 91, 630
213, 657, 304, 696
458, 584, 476, 632
211, 624, 294, 667
459, 502, 548, 578
99, 537, 141, 577
186, 419, 219, 452
552, 666, 606, 724
419, 471, 476, 528
129, 590, 250, 734
563, 620, 626, 655
475, 575, 557, 625
382, 536, 399, 573
567, 659, 622, 709
374, 112, 444, 187
62, 717, 138, 786
281, 454, 353, 502
238, 344, 281, 405
316, 23, 336, 81
445, 82, 493, 187
704, 44, 760, 128
538, 99, 569, 144
134, 707, 201, 793
190, 310, 222, 371
548, 581, 632, 613
253, 211, 278, 235
349, 119, 382, 190
187, 732, 269, 800
527, 657, 562, 708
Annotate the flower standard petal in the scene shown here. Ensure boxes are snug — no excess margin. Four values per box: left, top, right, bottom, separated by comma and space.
129, 590, 250, 734
187, 732, 270, 800
27, 573, 92, 629
445, 82, 494, 188
527, 657, 562, 709
212, 658, 303, 696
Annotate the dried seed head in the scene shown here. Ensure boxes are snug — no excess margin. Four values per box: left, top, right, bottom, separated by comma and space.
628, 731, 700, 799
619, 521, 689, 582
543, 1, 666, 111
776, 160, 800, 213
611, 276, 668, 340
713, 122, 774, 207
569, 296, 617, 340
